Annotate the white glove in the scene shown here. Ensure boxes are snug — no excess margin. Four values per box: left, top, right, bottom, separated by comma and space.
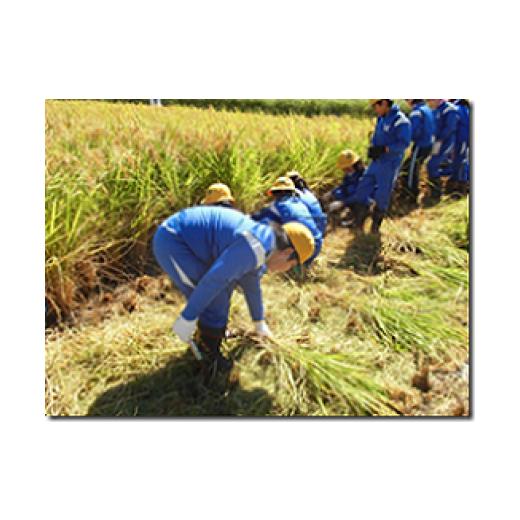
172, 315, 197, 343
432, 141, 441, 155
329, 200, 344, 213
254, 320, 274, 339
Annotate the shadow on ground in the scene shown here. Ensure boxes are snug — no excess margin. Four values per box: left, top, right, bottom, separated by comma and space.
87, 346, 273, 417
338, 232, 383, 276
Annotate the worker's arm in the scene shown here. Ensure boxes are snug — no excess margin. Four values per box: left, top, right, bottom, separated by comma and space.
237, 270, 264, 322
438, 108, 458, 143
386, 118, 412, 155
251, 206, 282, 224
181, 237, 259, 321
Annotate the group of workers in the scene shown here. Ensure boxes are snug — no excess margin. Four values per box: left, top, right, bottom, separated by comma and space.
325, 99, 470, 232
152, 99, 470, 376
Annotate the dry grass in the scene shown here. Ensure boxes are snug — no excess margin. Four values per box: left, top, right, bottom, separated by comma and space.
45, 198, 469, 417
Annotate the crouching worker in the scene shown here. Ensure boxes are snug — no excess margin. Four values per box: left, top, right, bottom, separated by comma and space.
286, 171, 328, 236
251, 176, 323, 265
201, 182, 236, 208
323, 149, 366, 219
351, 100, 411, 233
153, 205, 315, 374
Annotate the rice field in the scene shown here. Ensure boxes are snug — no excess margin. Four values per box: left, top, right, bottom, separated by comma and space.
45, 100, 469, 416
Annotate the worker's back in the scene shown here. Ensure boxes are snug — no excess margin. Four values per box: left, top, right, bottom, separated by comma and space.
297, 188, 327, 235
161, 205, 274, 264
252, 195, 322, 264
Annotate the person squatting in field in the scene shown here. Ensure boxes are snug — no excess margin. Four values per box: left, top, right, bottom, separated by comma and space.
321, 149, 369, 226
350, 99, 412, 233
152, 203, 315, 373
425, 99, 459, 200
400, 99, 435, 198
286, 170, 328, 236
251, 176, 323, 266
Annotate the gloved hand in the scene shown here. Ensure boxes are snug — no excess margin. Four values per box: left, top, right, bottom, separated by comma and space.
432, 140, 441, 155
329, 200, 345, 213
172, 315, 198, 343
254, 320, 274, 340
368, 145, 387, 160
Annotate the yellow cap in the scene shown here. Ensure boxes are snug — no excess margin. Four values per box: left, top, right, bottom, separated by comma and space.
282, 222, 315, 264
267, 176, 296, 195
337, 149, 360, 170
202, 183, 235, 205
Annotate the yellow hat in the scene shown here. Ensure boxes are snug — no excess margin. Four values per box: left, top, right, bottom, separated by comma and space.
282, 222, 315, 264
369, 99, 381, 106
202, 183, 235, 205
337, 149, 360, 170
267, 176, 296, 195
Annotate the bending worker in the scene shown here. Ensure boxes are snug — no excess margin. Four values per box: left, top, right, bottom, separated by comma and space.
153, 204, 315, 373
251, 176, 323, 265
286, 171, 328, 236
351, 99, 411, 233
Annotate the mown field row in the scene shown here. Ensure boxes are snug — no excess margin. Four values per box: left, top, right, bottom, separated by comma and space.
45, 198, 469, 416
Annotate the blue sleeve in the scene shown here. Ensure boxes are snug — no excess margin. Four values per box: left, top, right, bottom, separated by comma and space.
387, 121, 412, 155
439, 110, 458, 142
181, 237, 258, 321
237, 271, 264, 321
251, 207, 281, 224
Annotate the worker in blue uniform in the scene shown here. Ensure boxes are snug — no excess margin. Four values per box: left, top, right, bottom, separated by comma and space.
286, 171, 328, 236
153, 205, 315, 373
449, 99, 470, 194
321, 150, 367, 228
351, 99, 411, 233
426, 99, 459, 200
324, 149, 366, 210
251, 177, 323, 265
401, 99, 435, 198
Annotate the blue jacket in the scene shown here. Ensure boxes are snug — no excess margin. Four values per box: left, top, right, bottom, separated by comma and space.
252, 194, 323, 260
409, 101, 435, 149
434, 101, 459, 148
332, 169, 364, 204
161, 206, 275, 323
372, 104, 412, 162
453, 100, 470, 146
296, 188, 328, 235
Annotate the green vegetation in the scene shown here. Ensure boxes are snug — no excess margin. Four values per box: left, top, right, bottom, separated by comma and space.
45, 100, 469, 417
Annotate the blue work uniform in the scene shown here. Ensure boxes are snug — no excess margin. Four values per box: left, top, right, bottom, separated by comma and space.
451, 100, 470, 183
296, 188, 328, 235
252, 194, 322, 264
409, 101, 435, 149
427, 100, 459, 179
401, 101, 435, 192
331, 168, 365, 207
152, 206, 275, 330
353, 104, 412, 212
